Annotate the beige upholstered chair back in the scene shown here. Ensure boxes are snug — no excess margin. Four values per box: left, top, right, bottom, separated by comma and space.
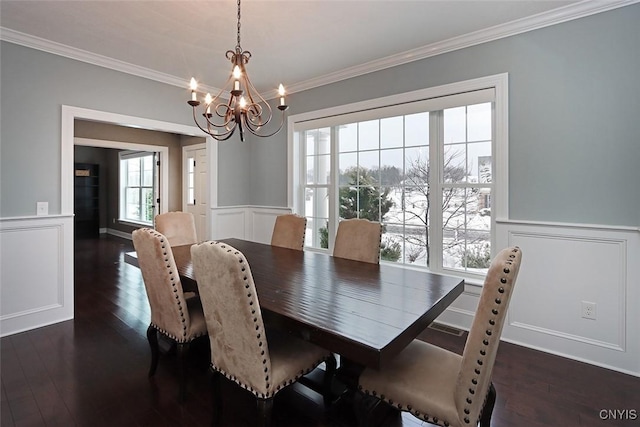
271, 214, 307, 250
455, 246, 522, 424
155, 211, 198, 247
333, 218, 382, 264
191, 241, 274, 397
132, 228, 192, 342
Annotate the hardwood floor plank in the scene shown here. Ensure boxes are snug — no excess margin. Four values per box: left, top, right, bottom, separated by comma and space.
1, 234, 639, 427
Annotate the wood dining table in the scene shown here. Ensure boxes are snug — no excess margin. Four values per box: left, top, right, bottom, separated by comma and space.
125, 238, 465, 371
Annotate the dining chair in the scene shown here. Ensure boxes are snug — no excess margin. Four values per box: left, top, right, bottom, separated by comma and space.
357, 246, 523, 427
270, 213, 306, 250
191, 240, 336, 427
132, 228, 208, 402
333, 218, 382, 264
154, 211, 198, 247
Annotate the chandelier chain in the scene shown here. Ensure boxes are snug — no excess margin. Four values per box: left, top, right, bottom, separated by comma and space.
236, 0, 242, 51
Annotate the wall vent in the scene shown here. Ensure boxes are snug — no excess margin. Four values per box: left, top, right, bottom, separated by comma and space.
428, 322, 464, 336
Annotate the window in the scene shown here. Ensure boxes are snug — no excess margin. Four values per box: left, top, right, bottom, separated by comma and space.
119, 151, 158, 225
186, 154, 196, 205
290, 75, 507, 280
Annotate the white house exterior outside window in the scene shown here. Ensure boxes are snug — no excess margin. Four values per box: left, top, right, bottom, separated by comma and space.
288, 74, 508, 281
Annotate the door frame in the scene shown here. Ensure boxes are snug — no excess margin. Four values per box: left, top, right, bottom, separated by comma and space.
182, 142, 208, 239
61, 105, 218, 218
75, 137, 169, 219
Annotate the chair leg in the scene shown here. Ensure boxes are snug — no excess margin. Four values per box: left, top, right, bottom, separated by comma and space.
177, 342, 190, 403
256, 397, 274, 427
323, 354, 337, 406
353, 391, 382, 427
146, 325, 159, 377
479, 382, 497, 427
211, 370, 222, 427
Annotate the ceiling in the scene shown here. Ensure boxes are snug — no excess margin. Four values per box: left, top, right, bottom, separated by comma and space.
1, 1, 627, 97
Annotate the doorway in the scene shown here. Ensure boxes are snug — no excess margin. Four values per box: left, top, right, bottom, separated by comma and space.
74, 137, 169, 237
183, 144, 208, 241
62, 106, 217, 217
62, 106, 218, 320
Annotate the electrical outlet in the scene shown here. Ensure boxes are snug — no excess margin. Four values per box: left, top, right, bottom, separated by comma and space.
36, 201, 48, 216
582, 301, 597, 320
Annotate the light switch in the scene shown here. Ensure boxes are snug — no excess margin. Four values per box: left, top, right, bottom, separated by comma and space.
36, 201, 48, 216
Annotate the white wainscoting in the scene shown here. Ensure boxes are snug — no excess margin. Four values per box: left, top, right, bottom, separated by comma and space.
495, 220, 640, 376
432, 220, 639, 376
3, 210, 638, 376
210, 205, 292, 243
0, 215, 74, 337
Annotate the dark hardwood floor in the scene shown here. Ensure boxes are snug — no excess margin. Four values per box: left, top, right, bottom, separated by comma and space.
2, 235, 639, 426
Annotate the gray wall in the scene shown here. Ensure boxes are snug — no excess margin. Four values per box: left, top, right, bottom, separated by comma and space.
2, 4, 639, 227
247, 4, 640, 227
0, 42, 249, 217
75, 119, 185, 211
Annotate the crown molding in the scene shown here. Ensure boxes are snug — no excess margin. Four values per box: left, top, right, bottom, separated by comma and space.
286, 0, 639, 94
0, 26, 221, 95
2, 0, 638, 98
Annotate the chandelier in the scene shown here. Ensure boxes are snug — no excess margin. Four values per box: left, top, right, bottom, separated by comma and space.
187, 0, 288, 142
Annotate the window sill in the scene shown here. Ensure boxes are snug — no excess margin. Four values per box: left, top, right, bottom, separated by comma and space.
117, 219, 153, 228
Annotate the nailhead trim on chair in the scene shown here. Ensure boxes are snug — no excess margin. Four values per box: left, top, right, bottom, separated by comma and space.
141, 228, 207, 344
461, 247, 519, 425
301, 217, 308, 248
204, 240, 333, 399
358, 247, 520, 427
358, 384, 452, 427
375, 223, 382, 263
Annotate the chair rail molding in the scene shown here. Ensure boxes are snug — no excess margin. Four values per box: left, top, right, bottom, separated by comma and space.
210, 205, 292, 243
0, 215, 74, 337
496, 220, 640, 376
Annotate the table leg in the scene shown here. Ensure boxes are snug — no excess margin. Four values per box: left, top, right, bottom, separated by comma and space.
335, 358, 401, 427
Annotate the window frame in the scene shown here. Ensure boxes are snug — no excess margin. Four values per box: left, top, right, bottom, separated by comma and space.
287, 74, 508, 280
118, 151, 158, 226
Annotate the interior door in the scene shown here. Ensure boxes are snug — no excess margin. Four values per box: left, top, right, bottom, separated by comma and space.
184, 146, 208, 241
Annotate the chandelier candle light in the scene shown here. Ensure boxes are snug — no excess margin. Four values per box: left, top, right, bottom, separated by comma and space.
188, 0, 288, 142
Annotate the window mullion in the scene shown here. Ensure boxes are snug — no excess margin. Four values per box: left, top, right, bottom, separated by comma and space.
430, 110, 443, 271
328, 126, 339, 253
298, 131, 306, 216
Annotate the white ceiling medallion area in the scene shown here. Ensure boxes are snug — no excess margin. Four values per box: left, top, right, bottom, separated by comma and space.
0, 1, 636, 98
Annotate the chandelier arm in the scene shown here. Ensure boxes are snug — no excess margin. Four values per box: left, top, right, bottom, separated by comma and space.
210, 87, 231, 109
191, 107, 238, 141
208, 73, 237, 114
243, 71, 269, 107
209, 103, 235, 125
244, 109, 286, 138
213, 128, 238, 141
245, 103, 269, 129
242, 72, 273, 128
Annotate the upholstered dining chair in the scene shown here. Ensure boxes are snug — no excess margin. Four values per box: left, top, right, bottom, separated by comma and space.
333, 218, 382, 264
191, 240, 336, 427
155, 211, 198, 247
357, 246, 523, 427
132, 228, 208, 402
270, 214, 307, 250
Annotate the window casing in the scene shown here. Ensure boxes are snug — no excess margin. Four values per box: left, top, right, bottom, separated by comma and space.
119, 151, 157, 225
289, 75, 508, 280
186, 155, 196, 206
